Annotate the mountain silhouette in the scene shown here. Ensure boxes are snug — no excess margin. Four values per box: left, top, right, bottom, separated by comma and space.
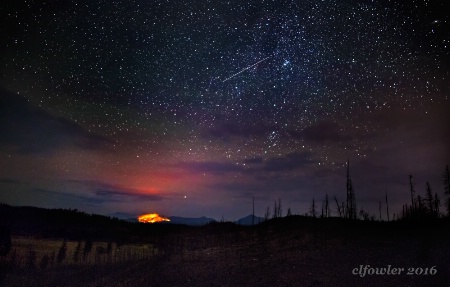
235, 214, 264, 225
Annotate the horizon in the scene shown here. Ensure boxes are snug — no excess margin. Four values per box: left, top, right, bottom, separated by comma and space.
1, 1, 449, 221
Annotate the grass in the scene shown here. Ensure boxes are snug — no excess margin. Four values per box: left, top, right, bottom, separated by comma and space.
2, 236, 157, 268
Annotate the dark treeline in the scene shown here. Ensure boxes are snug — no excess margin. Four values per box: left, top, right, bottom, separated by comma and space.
401, 165, 450, 220
0, 203, 190, 243
301, 162, 450, 222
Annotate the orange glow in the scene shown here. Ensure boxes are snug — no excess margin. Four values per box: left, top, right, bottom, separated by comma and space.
138, 213, 170, 223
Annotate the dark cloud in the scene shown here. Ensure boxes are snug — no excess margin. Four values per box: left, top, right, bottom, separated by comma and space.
0, 178, 22, 184
26, 181, 163, 207
33, 188, 106, 205
204, 175, 315, 201
175, 151, 314, 176
70, 180, 164, 202
244, 157, 264, 164
0, 89, 112, 154
94, 187, 163, 202
174, 161, 245, 174
262, 151, 314, 172
289, 121, 350, 143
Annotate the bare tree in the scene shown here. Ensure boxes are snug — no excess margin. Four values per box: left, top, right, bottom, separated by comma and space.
346, 159, 357, 219
273, 200, 278, 219
425, 181, 434, 215
334, 195, 342, 217
416, 195, 424, 214
379, 200, 382, 221
409, 175, 415, 212
325, 194, 330, 217
264, 206, 270, 221
277, 198, 283, 218
443, 165, 450, 216
386, 189, 390, 222
434, 193, 441, 218
310, 197, 317, 218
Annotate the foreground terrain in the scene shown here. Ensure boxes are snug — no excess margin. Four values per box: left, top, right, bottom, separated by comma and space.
1, 205, 450, 286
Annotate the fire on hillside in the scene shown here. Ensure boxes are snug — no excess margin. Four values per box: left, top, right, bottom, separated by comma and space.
138, 213, 170, 223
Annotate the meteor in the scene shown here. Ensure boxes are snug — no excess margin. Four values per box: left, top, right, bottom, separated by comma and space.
222, 56, 271, 82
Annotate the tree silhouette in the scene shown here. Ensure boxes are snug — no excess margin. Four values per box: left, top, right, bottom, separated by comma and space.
385, 189, 390, 222
409, 175, 416, 212
425, 182, 434, 216
346, 159, 357, 219
273, 200, 278, 219
416, 195, 425, 216
278, 198, 282, 218
379, 200, 382, 221
286, 208, 292, 217
310, 197, 317, 218
443, 165, 450, 216
324, 194, 330, 217
264, 206, 270, 221
272, 198, 283, 218
359, 208, 370, 220
434, 193, 441, 218
333, 195, 342, 217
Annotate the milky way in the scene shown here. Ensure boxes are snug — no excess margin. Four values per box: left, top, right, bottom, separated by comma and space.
0, 0, 449, 219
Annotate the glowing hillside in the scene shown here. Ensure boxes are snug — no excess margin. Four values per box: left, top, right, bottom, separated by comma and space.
138, 213, 170, 223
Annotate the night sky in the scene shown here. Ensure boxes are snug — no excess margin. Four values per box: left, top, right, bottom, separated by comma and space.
1, 0, 449, 220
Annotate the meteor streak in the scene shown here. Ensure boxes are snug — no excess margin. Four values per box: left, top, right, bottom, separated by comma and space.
222, 56, 271, 82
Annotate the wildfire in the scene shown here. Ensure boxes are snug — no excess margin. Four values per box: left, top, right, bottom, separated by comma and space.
138, 213, 170, 223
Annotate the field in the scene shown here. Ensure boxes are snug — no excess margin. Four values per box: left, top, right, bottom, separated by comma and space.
1, 216, 450, 287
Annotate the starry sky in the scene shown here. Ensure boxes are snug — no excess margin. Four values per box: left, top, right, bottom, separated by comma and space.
1, 0, 449, 220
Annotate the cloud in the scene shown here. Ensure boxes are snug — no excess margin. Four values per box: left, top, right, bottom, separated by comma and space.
27, 180, 164, 209
174, 151, 314, 176
0, 178, 22, 184
70, 180, 164, 202
32, 188, 106, 205
289, 121, 350, 143
94, 187, 163, 202
174, 161, 245, 174
244, 157, 264, 164
262, 151, 314, 172
203, 174, 316, 203
0, 89, 112, 154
